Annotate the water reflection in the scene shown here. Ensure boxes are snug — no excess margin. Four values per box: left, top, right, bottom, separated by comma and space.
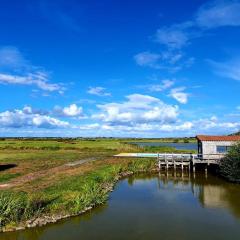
130, 171, 240, 218
2, 171, 240, 240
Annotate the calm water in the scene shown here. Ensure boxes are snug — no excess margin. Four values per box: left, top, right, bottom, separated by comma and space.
2, 172, 240, 240
131, 142, 198, 151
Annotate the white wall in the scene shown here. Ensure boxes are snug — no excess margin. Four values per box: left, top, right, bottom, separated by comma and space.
201, 141, 234, 159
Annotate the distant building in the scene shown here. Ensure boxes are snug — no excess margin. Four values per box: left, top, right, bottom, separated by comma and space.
196, 135, 240, 159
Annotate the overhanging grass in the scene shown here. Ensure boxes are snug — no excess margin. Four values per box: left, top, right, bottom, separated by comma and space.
0, 158, 156, 231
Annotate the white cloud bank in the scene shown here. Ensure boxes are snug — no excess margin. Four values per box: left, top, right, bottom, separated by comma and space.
0, 107, 69, 128
93, 94, 179, 125
0, 101, 239, 137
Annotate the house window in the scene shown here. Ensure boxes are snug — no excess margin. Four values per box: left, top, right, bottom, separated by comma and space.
216, 146, 231, 153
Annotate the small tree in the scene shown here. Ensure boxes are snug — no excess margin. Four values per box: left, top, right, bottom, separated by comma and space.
220, 142, 240, 183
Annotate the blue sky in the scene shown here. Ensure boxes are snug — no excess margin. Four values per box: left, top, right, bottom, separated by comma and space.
0, 0, 240, 137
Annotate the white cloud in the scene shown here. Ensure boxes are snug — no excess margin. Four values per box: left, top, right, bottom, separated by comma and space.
134, 51, 161, 68
0, 107, 69, 128
134, 50, 193, 72
192, 116, 240, 132
155, 25, 190, 49
0, 46, 65, 93
169, 87, 189, 104
154, 1, 240, 49
135, 0, 240, 74
209, 58, 240, 81
0, 46, 27, 69
0, 72, 65, 93
54, 104, 84, 117
196, 0, 240, 28
78, 123, 100, 130
93, 94, 179, 125
147, 79, 175, 92
87, 87, 111, 96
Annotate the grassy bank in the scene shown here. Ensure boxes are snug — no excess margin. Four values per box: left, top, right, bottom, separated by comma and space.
0, 137, 195, 231
0, 157, 156, 231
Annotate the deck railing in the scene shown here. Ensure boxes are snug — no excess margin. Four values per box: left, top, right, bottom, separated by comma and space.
156, 153, 225, 161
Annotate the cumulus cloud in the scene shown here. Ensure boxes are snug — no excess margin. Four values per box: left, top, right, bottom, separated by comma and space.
0, 46, 65, 93
92, 94, 179, 126
0, 107, 69, 128
54, 104, 84, 117
196, 0, 240, 28
169, 87, 189, 104
208, 58, 240, 81
87, 87, 111, 96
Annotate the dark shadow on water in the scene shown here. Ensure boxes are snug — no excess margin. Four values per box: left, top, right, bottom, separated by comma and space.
0, 164, 17, 171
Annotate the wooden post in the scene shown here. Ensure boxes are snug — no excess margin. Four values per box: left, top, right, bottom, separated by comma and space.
158, 153, 161, 170
205, 165, 208, 179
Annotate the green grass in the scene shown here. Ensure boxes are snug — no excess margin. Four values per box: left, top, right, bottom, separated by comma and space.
0, 139, 134, 151
0, 173, 21, 183
0, 137, 197, 231
0, 157, 156, 230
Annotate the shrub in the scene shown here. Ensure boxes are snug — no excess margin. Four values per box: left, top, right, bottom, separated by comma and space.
220, 142, 240, 183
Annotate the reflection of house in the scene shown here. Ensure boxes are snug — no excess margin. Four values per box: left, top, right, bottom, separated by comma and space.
200, 185, 229, 209
196, 135, 240, 159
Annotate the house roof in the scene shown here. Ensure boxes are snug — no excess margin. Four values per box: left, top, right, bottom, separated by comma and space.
196, 135, 240, 142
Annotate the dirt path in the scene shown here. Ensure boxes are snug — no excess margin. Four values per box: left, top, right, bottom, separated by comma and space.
0, 157, 99, 190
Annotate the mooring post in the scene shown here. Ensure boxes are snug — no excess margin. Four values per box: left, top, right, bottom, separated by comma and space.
157, 153, 161, 170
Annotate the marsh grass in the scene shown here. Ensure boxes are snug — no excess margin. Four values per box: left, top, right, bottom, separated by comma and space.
0, 158, 155, 230
0, 138, 194, 231
0, 192, 53, 229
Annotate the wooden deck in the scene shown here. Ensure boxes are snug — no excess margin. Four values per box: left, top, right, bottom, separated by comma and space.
114, 153, 223, 172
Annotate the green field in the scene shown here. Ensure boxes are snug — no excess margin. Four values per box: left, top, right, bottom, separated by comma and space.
0, 138, 196, 231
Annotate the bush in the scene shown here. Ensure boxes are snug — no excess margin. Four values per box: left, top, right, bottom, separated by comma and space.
220, 142, 240, 183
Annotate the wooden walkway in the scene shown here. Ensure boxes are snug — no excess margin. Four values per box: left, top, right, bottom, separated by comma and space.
114, 153, 223, 172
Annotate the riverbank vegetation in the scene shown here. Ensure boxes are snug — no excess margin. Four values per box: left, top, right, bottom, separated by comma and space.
1, 137, 194, 231
220, 142, 240, 183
